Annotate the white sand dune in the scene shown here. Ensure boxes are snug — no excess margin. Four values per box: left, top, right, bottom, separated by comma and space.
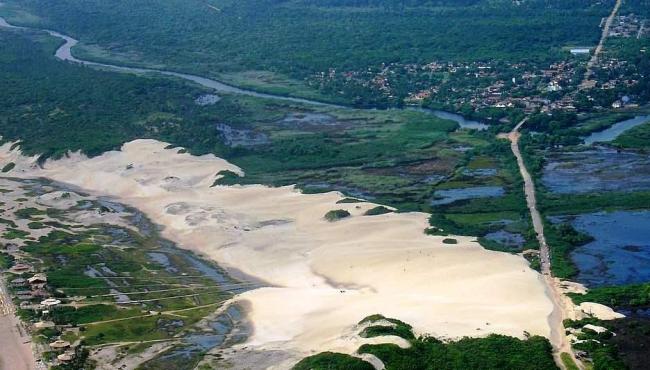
1, 139, 555, 368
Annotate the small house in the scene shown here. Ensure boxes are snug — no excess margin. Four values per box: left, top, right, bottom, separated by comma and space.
28, 274, 47, 285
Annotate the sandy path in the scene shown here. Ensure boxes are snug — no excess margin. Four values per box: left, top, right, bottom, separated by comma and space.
507, 120, 582, 370
0, 278, 36, 370
1, 139, 555, 368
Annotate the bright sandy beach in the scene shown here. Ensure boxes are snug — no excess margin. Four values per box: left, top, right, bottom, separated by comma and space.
1, 139, 556, 368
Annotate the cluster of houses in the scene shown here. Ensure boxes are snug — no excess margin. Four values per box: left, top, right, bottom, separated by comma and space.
310, 15, 650, 116
9, 264, 56, 309
607, 14, 648, 39
318, 57, 596, 114
6, 260, 78, 365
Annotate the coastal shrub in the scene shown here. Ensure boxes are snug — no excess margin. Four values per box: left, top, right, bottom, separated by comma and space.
27, 221, 46, 229
361, 324, 415, 340
364, 206, 393, 216
358, 333, 556, 370
336, 197, 363, 204
14, 207, 47, 219
320, 316, 559, 370
545, 221, 595, 279
0, 252, 15, 269
1, 162, 15, 173
359, 314, 388, 325
293, 352, 374, 370
569, 283, 650, 308
358, 315, 415, 340
324, 209, 351, 222
2, 228, 30, 240
212, 170, 242, 186
442, 238, 458, 244
0, 217, 18, 228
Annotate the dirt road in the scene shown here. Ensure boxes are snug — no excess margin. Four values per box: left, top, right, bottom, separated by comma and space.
580, 0, 622, 89
0, 278, 36, 370
507, 119, 582, 370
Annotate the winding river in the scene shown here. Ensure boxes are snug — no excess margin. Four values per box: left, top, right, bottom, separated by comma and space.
0, 16, 487, 130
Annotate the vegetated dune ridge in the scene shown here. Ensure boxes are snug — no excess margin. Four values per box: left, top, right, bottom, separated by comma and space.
1, 139, 554, 369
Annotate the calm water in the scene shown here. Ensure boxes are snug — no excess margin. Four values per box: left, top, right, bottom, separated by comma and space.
195, 94, 221, 106
542, 148, 650, 194
584, 115, 650, 144
407, 107, 489, 130
552, 211, 650, 287
431, 186, 504, 205
463, 168, 497, 177
216, 123, 269, 147
484, 230, 525, 249
280, 112, 337, 126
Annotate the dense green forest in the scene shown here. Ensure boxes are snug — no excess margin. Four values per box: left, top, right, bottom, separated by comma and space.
0, 0, 611, 102
0, 29, 208, 158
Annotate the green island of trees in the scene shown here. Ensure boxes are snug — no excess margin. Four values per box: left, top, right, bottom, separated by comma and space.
324, 209, 351, 222
294, 315, 557, 370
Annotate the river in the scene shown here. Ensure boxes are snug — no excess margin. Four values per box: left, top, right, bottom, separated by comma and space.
584, 115, 650, 144
0, 16, 487, 130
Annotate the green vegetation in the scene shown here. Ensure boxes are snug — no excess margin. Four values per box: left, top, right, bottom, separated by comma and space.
50, 305, 141, 326
359, 315, 415, 340
324, 209, 351, 222
520, 129, 650, 279
539, 191, 650, 215
563, 319, 626, 370
297, 315, 557, 370
569, 283, 650, 308
613, 121, 650, 150
364, 206, 393, 216
575, 113, 634, 134
27, 221, 46, 229
212, 170, 242, 186
544, 222, 593, 279
1, 162, 15, 172
293, 352, 374, 370
2, 228, 30, 240
81, 316, 169, 345
336, 197, 363, 204
0, 28, 476, 216
560, 353, 579, 370
13, 207, 46, 219
358, 334, 556, 370
1, 0, 612, 106
0, 179, 236, 369
0, 252, 15, 269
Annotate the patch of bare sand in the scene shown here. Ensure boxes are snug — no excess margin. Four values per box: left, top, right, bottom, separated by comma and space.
0, 279, 35, 370
2, 139, 556, 368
